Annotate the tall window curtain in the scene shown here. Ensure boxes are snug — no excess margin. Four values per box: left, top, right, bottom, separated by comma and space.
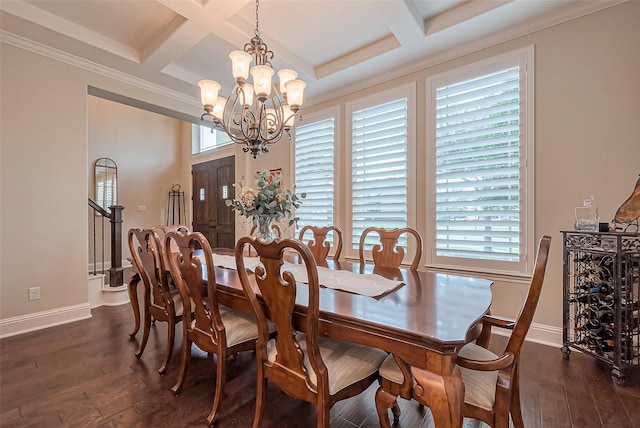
351, 98, 408, 249
434, 66, 521, 262
295, 118, 335, 230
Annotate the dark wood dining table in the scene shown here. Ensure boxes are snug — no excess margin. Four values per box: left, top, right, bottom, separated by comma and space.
128, 251, 493, 428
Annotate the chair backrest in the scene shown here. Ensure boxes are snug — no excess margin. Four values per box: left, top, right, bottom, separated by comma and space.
164, 230, 226, 346
151, 224, 189, 255
358, 227, 423, 270
128, 228, 173, 311
235, 237, 329, 396
298, 225, 344, 264
504, 235, 551, 357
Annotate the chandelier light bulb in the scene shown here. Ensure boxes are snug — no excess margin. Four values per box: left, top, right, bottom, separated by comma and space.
251, 65, 274, 101
284, 79, 306, 112
229, 51, 252, 82
278, 69, 298, 95
241, 84, 255, 107
198, 80, 221, 110
212, 96, 226, 120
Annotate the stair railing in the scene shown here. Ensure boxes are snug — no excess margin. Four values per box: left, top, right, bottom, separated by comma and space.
88, 198, 125, 287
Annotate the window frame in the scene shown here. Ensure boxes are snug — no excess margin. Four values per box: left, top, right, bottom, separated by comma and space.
292, 106, 341, 233
425, 46, 535, 278
345, 83, 417, 262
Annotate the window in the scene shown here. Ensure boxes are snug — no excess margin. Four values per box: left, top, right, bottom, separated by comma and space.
427, 47, 534, 276
193, 125, 232, 154
347, 85, 416, 258
294, 112, 336, 231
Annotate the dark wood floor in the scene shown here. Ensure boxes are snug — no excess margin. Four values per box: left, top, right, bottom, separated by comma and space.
1, 303, 639, 428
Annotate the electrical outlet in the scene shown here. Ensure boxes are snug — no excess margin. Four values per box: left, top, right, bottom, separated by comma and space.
137, 205, 147, 212
28, 287, 40, 301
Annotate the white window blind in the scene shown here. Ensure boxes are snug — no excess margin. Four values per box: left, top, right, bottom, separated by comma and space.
351, 98, 408, 248
295, 118, 335, 229
434, 66, 521, 262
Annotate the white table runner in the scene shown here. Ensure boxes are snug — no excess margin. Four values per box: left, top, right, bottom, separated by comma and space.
207, 253, 402, 297
207, 253, 263, 271
281, 262, 403, 297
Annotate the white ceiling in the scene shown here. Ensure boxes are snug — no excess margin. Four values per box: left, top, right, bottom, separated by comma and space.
0, 0, 624, 106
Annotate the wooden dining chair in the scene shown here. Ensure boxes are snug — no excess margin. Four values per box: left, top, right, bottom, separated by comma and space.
165, 230, 266, 427
375, 235, 551, 428
358, 227, 423, 270
151, 224, 189, 284
127, 228, 183, 375
235, 236, 388, 428
298, 225, 344, 264
151, 224, 189, 254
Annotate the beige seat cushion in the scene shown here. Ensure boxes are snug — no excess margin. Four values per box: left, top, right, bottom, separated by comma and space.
378, 342, 499, 411
267, 333, 387, 395
457, 342, 499, 411
379, 353, 415, 386
189, 305, 265, 347
170, 290, 187, 317
220, 305, 266, 347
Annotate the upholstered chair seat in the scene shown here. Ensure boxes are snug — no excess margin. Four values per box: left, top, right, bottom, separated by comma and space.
267, 332, 387, 395
379, 342, 500, 412
218, 306, 275, 348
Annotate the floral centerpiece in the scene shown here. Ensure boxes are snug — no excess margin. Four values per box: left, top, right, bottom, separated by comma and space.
225, 170, 305, 239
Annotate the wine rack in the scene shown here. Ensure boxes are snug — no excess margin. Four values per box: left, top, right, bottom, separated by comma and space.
561, 231, 640, 384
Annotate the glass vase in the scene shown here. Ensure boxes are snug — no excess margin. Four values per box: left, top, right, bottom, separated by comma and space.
253, 218, 275, 242
575, 195, 598, 232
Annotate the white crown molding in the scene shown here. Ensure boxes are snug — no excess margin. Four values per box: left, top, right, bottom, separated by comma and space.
307, 0, 627, 106
0, 30, 200, 108
0, 303, 92, 339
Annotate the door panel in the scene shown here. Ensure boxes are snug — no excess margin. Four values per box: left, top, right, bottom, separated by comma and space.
192, 156, 235, 249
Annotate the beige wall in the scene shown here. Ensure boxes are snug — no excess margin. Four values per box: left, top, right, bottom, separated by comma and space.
88, 96, 184, 264
294, 1, 640, 336
1, 44, 89, 320
0, 42, 198, 329
1, 1, 639, 343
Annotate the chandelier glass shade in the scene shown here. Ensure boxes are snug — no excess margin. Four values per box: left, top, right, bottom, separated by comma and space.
198, 0, 305, 158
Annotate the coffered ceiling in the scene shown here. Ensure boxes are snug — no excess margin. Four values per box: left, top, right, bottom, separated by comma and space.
0, 0, 623, 105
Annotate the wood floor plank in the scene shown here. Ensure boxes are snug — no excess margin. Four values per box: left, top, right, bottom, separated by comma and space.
1, 304, 639, 427
536, 342, 572, 428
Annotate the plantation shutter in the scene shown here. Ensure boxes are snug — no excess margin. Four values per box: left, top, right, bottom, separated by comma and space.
351, 98, 408, 248
434, 66, 521, 262
295, 118, 335, 229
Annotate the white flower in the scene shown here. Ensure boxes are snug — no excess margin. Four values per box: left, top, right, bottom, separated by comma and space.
225, 170, 306, 227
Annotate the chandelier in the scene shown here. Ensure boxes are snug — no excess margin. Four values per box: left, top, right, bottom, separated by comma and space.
198, 0, 306, 158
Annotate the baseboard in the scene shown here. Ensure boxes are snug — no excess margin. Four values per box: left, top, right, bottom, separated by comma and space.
492, 322, 563, 348
0, 303, 92, 339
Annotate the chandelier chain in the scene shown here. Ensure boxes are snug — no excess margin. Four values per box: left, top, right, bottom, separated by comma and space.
255, 0, 260, 37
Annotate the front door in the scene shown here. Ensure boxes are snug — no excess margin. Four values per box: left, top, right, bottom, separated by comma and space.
192, 156, 235, 249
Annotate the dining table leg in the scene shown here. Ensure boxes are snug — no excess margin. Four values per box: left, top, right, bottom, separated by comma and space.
128, 272, 141, 337
410, 358, 464, 428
